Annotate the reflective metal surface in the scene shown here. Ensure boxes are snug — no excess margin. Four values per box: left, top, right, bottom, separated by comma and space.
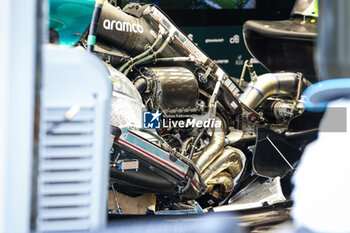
207, 172, 234, 193
195, 118, 225, 173
214, 177, 286, 212
202, 146, 243, 183
239, 73, 306, 109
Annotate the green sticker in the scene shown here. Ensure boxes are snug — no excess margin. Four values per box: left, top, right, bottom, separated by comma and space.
87, 35, 96, 46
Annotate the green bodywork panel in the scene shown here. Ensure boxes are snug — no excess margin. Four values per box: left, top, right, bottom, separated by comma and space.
49, 0, 95, 47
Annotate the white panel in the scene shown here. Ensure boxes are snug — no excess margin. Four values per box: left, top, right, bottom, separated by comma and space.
39, 182, 92, 195
38, 207, 91, 219
39, 171, 92, 183
0, 0, 39, 232
39, 195, 91, 207
43, 123, 94, 134
43, 147, 92, 158
44, 135, 94, 146
36, 47, 111, 232
40, 159, 93, 170
37, 219, 91, 232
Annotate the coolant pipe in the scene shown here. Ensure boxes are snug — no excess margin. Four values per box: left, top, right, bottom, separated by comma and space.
239, 72, 311, 110
87, 0, 105, 52
195, 117, 225, 173
124, 35, 172, 76
201, 147, 243, 183
119, 34, 163, 72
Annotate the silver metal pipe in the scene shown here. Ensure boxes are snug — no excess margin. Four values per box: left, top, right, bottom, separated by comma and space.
201, 147, 243, 183
208, 74, 224, 120
225, 130, 244, 145
239, 72, 310, 109
195, 117, 225, 173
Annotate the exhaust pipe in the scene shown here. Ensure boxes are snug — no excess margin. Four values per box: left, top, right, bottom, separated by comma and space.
239, 72, 311, 109
201, 147, 243, 183
207, 172, 234, 193
195, 117, 225, 173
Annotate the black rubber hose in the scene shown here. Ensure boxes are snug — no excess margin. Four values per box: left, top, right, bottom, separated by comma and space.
119, 35, 163, 72
87, 0, 105, 52
111, 126, 122, 141
124, 37, 171, 76
174, 151, 207, 194
189, 129, 205, 160
134, 78, 148, 94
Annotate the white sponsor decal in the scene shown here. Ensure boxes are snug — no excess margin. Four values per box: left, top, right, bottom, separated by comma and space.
250, 57, 260, 64
205, 38, 224, 44
231, 101, 239, 109
213, 59, 229, 64
235, 54, 244, 65
103, 19, 144, 33
229, 35, 240, 44
150, 29, 157, 38
224, 77, 240, 97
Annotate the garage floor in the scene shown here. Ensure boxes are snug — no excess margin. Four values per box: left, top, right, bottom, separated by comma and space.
108, 201, 293, 232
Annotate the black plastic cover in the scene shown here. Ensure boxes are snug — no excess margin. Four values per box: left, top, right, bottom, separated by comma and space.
243, 17, 318, 83
252, 128, 301, 178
